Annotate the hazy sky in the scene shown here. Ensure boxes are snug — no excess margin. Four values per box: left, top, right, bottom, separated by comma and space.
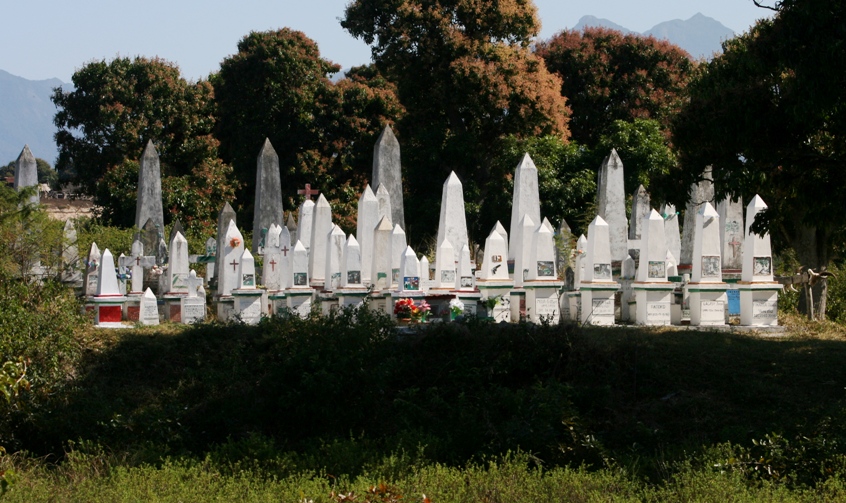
1, 0, 774, 83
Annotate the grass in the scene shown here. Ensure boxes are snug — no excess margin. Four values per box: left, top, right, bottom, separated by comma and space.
4, 310, 846, 500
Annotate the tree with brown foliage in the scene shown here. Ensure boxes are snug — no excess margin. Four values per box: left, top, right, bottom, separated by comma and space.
342, 0, 569, 242
536, 27, 693, 146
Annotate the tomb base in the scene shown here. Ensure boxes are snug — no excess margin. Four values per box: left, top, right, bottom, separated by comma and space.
215, 296, 235, 322
619, 279, 635, 322
509, 289, 527, 322
477, 281, 513, 322
231, 288, 266, 325
633, 282, 674, 326
162, 294, 187, 323
579, 282, 619, 326
124, 293, 142, 322
268, 291, 287, 317
286, 288, 315, 318
524, 280, 563, 324
688, 283, 728, 326
368, 291, 390, 315
337, 288, 369, 309
181, 296, 206, 324
566, 292, 581, 322
318, 292, 340, 316
738, 282, 782, 326
92, 295, 127, 328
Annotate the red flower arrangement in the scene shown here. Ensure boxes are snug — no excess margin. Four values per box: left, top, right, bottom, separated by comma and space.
394, 298, 431, 321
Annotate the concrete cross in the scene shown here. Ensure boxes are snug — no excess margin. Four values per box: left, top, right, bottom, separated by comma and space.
298, 183, 320, 200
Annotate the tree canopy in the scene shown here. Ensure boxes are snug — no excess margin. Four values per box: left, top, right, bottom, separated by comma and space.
213, 29, 404, 231
342, 0, 570, 242
672, 0, 846, 268
536, 27, 693, 146
52, 57, 237, 232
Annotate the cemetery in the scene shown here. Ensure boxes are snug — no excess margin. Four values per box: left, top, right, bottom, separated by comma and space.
3, 0, 846, 499
13, 130, 782, 330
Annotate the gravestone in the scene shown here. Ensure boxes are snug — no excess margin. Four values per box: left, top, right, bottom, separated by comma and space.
398, 246, 421, 293
284, 213, 297, 247
93, 249, 127, 327
661, 204, 681, 265
324, 225, 346, 291
62, 220, 83, 287
525, 217, 562, 324
680, 166, 714, 268
419, 255, 432, 292
375, 184, 392, 224
580, 216, 619, 326
308, 194, 332, 288
509, 153, 541, 261
456, 243, 474, 291
232, 248, 264, 325
739, 195, 781, 326
718, 196, 744, 272
391, 224, 407, 288
214, 203, 236, 289
372, 125, 405, 230
689, 202, 728, 326
200, 237, 217, 284
253, 139, 284, 254
371, 216, 393, 291
218, 220, 245, 297
477, 223, 513, 322
512, 214, 536, 289
166, 232, 190, 294
84, 242, 101, 297
297, 199, 315, 252
286, 240, 314, 318
556, 219, 572, 276
135, 140, 164, 232
433, 238, 456, 290
633, 209, 674, 326
263, 225, 288, 292
437, 172, 468, 254
169, 220, 185, 248
14, 145, 39, 206
527, 218, 557, 281
139, 288, 160, 326
629, 185, 650, 240
181, 271, 206, 324
341, 234, 364, 288
356, 186, 379, 285
597, 150, 628, 263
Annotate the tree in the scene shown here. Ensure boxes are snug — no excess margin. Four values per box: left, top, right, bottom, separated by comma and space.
342, 0, 570, 243
52, 56, 237, 231
213, 30, 404, 232
671, 0, 846, 272
536, 27, 694, 146
594, 118, 677, 194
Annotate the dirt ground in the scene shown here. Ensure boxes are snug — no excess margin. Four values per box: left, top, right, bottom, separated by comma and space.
41, 197, 97, 221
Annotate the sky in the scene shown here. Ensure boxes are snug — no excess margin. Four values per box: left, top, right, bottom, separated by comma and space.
1, 0, 775, 83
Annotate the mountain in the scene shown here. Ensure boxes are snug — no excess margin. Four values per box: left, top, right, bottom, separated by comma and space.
0, 69, 65, 166
573, 15, 633, 35
573, 13, 734, 59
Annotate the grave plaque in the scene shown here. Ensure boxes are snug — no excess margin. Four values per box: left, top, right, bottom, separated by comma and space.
590, 298, 615, 325
753, 257, 772, 276
293, 298, 312, 317
701, 256, 721, 277
141, 301, 159, 325
182, 298, 205, 324
537, 261, 554, 277
646, 302, 672, 324
727, 289, 741, 315
648, 261, 666, 279
535, 297, 559, 320
753, 299, 778, 322
238, 296, 262, 324
441, 270, 455, 283
700, 300, 725, 325
403, 277, 419, 290
594, 263, 612, 280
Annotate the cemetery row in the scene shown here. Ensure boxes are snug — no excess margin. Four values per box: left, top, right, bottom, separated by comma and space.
13, 130, 780, 328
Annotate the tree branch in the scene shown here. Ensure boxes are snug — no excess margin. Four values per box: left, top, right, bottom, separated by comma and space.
752, 0, 780, 12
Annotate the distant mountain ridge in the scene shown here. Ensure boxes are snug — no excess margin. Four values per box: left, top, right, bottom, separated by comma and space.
573, 13, 734, 59
0, 69, 65, 166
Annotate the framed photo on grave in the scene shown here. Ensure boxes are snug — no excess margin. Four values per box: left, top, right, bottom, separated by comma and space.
347, 270, 361, 284
594, 263, 612, 279
242, 274, 255, 287
537, 261, 554, 277
648, 261, 666, 279
441, 270, 455, 283
701, 256, 721, 277
293, 272, 308, 286
753, 257, 772, 276
404, 277, 420, 290
460, 276, 473, 288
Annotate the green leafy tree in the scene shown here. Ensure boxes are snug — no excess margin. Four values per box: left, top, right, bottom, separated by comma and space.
342, 0, 570, 242
214, 30, 404, 232
52, 56, 237, 232
671, 0, 846, 270
595, 118, 677, 194
536, 27, 694, 146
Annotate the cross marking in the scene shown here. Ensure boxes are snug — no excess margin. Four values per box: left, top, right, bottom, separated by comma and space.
269, 258, 277, 271
297, 183, 320, 199
135, 256, 142, 266
281, 245, 289, 256
230, 259, 239, 272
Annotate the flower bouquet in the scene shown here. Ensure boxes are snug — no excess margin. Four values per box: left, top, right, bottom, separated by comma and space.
394, 298, 431, 323
449, 298, 465, 321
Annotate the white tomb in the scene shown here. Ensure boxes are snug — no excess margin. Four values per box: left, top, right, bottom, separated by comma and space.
93, 249, 127, 328
477, 223, 513, 322
139, 288, 160, 326
286, 240, 314, 318
231, 248, 266, 325
580, 216, 620, 325
308, 194, 332, 288
738, 195, 781, 326
524, 218, 563, 324
688, 203, 729, 326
